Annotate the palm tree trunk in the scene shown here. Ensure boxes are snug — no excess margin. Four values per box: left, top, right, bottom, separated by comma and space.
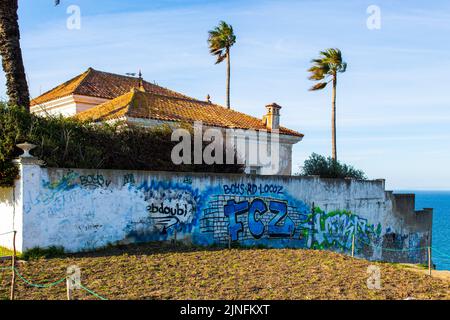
331, 74, 337, 161
0, 0, 30, 110
226, 47, 231, 109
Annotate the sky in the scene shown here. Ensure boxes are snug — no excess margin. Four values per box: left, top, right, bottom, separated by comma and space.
1, 0, 450, 190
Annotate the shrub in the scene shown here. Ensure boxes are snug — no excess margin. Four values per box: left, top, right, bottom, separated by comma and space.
0, 103, 244, 187
20, 246, 66, 260
298, 153, 366, 180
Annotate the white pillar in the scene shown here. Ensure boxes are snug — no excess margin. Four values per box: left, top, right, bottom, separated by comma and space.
12, 143, 45, 252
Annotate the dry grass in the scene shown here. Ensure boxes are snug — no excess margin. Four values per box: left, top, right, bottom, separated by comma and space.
1, 242, 449, 300
0, 246, 13, 258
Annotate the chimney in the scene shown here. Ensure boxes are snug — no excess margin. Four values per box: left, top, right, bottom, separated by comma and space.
263, 103, 282, 130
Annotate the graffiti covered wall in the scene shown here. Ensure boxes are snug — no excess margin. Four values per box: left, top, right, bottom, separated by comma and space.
11, 161, 432, 263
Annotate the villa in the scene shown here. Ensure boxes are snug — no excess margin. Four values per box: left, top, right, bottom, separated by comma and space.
30, 68, 303, 175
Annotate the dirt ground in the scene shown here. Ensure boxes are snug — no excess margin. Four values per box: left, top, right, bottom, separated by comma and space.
400, 264, 450, 281
1, 243, 449, 300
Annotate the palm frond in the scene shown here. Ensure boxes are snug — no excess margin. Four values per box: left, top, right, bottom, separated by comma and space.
309, 82, 328, 91
307, 48, 347, 90
339, 62, 347, 73
207, 21, 236, 65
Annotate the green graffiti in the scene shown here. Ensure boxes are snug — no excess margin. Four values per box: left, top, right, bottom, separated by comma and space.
300, 207, 382, 251
44, 170, 79, 191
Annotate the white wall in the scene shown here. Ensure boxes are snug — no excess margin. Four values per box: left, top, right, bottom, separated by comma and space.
0, 187, 15, 250
8, 161, 431, 263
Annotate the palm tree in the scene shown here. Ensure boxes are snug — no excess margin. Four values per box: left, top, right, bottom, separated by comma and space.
0, 1, 61, 111
0, 0, 30, 110
308, 48, 347, 161
208, 21, 236, 109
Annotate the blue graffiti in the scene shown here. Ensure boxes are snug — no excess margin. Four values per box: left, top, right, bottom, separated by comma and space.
267, 201, 295, 237
248, 199, 266, 239
224, 200, 248, 241
224, 198, 294, 241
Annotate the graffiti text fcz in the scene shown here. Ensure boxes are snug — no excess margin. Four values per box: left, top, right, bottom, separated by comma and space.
225, 199, 294, 240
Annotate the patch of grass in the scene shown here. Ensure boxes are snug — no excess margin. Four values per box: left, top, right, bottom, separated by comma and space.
396, 263, 429, 271
417, 263, 430, 270
20, 246, 66, 261
0, 246, 14, 257
0, 242, 449, 300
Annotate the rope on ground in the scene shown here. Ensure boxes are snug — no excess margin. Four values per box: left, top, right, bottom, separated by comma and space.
12, 267, 108, 299
79, 283, 108, 300
14, 267, 67, 288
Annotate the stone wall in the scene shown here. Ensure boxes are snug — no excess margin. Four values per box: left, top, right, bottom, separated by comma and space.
3, 159, 433, 263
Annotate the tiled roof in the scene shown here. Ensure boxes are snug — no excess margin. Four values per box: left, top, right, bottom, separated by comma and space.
75, 89, 303, 137
31, 68, 189, 106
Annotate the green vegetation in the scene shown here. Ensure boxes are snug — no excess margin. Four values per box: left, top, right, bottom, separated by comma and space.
0, 103, 244, 187
299, 153, 366, 180
0, 246, 14, 257
20, 246, 66, 261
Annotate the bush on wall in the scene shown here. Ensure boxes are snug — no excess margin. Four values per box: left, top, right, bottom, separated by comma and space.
0, 103, 244, 187
298, 153, 367, 180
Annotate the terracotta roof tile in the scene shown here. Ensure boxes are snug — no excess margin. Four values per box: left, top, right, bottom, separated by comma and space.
75, 89, 304, 137
31, 68, 189, 106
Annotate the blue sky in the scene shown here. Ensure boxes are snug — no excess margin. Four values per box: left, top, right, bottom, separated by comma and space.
1, 0, 450, 190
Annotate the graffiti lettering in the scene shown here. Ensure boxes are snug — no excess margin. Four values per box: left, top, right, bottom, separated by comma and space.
77, 224, 102, 232
223, 183, 283, 196
224, 200, 248, 241
267, 201, 295, 237
141, 182, 199, 233
248, 199, 266, 239
79, 174, 111, 188
300, 208, 382, 250
225, 199, 293, 241
147, 203, 189, 217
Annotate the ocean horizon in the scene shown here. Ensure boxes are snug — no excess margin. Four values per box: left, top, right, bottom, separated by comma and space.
396, 190, 450, 270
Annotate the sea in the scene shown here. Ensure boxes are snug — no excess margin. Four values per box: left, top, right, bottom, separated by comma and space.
398, 190, 450, 270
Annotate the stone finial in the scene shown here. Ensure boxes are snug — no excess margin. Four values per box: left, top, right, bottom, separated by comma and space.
14, 142, 45, 166
17, 142, 37, 158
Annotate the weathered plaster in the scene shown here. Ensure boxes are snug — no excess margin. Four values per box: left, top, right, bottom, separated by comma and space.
4, 161, 432, 263
0, 187, 15, 249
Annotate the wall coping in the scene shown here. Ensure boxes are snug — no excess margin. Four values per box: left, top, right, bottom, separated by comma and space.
38, 165, 386, 186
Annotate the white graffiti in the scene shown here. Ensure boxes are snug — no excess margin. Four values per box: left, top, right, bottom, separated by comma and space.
145, 188, 196, 232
